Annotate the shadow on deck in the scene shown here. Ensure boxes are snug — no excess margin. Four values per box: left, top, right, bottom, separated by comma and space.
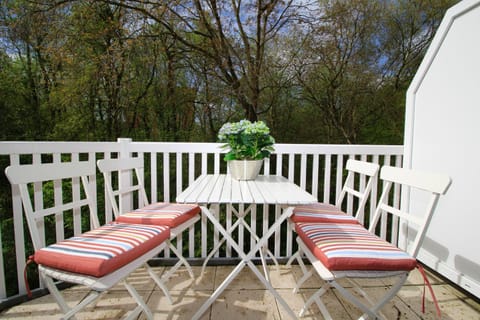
1, 265, 479, 319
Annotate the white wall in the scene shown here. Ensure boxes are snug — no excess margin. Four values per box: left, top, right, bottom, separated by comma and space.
404, 0, 480, 297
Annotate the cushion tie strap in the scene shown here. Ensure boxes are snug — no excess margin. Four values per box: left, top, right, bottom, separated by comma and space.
24, 255, 35, 299
417, 263, 441, 318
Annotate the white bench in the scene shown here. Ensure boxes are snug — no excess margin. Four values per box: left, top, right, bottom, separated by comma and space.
293, 165, 451, 319
5, 161, 171, 320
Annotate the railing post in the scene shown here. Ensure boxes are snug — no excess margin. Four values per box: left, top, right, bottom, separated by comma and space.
9, 154, 27, 295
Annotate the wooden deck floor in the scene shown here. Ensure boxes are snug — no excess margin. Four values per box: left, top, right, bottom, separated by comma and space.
1, 265, 479, 319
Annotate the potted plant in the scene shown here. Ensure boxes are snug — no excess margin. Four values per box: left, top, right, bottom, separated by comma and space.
218, 119, 275, 180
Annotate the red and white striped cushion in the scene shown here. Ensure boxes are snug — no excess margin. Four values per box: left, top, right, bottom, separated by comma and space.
296, 222, 416, 271
34, 222, 170, 277
290, 203, 359, 224
116, 203, 200, 228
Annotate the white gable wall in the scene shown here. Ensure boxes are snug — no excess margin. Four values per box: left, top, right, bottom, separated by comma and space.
404, 0, 480, 297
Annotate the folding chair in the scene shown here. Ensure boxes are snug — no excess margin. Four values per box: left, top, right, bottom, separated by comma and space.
97, 157, 200, 282
290, 159, 380, 225
295, 166, 451, 319
287, 159, 380, 279
5, 161, 172, 319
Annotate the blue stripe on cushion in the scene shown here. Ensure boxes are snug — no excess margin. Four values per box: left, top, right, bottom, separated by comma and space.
43, 246, 114, 259
326, 250, 412, 259
295, 213, 356, 220
69, 237, 134, 250
296, 222, 417, 271
33, 222, 171, 277
43, 223, 169, 261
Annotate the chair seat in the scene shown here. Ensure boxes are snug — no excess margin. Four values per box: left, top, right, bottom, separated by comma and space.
290, 203, 359, 224
115, 202, 200, 228
296, 222, 417, 271
34, 222, 170, 277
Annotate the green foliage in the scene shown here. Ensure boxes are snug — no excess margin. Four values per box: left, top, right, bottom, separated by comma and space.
218, 120, 275, 161
0, 0, 458, 144
0, 52, 34, 140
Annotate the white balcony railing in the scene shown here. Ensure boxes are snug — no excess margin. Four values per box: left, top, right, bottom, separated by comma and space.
0, 139, 403, 302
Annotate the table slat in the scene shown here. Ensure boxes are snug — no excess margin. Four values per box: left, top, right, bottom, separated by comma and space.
177, 174, 317, 205
197, 174, 221, 203
176, 174, 208, 202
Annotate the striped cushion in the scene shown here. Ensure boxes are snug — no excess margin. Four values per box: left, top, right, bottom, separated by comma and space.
34, 222, 170, 277
290, 203, 359, 224
116, 203, 200, 228
296, 222, 416, 271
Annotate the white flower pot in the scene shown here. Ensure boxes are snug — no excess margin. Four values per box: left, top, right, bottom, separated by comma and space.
228, 160, 264, 180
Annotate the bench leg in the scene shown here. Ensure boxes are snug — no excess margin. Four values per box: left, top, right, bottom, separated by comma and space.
124, 279, 153, 320
144, 263, 173, 304
42, 273, 102, 320
299, 282, 331, 319
167, 241, 195, 279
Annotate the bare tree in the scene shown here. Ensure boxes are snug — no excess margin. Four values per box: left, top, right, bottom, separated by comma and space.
58, 0, 301, 121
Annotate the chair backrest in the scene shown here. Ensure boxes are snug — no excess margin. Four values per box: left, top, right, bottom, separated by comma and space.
4, 161, 98, 251
97, 157, 149, 219
369, 166, 451, 258
336, 159, 380, 224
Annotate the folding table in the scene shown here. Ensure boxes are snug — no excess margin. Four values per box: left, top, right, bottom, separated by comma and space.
176, 174, 317, 319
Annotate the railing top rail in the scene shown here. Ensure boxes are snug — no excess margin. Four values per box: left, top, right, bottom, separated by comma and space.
0, 141, 120, 155
0, 141, 404, 156
270, 144, 403, 155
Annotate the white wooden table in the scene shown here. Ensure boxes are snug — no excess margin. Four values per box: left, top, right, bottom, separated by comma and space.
176, 174, 317, 319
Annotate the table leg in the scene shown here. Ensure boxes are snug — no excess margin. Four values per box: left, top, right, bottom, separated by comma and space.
241, 206, 297, 318
238, 211, 279, 268
193, 206, 297, 320
232, 204, 280, 274
201, 204, 278, 275
259, 244, 270, 282
200, 216, 243, 276
193, 260, 245, 320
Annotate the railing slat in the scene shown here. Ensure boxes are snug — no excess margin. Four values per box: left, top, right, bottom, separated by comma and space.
336, 155, 344, 203
189, 153, 195, 185
72, 153, 82, 236
274, 205, 280, 257
288, 154, 295, 182
347, 154, 354, 214
163, 152, 170, 202
300, 153, 307, 190
53, 153, 64, 243
323, 154, 331, 203
176, 152, 182, 197
369, 155, 380, 227
312, 154, 319, 198
201, 153, 207, 175
150, 152, 158, 203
